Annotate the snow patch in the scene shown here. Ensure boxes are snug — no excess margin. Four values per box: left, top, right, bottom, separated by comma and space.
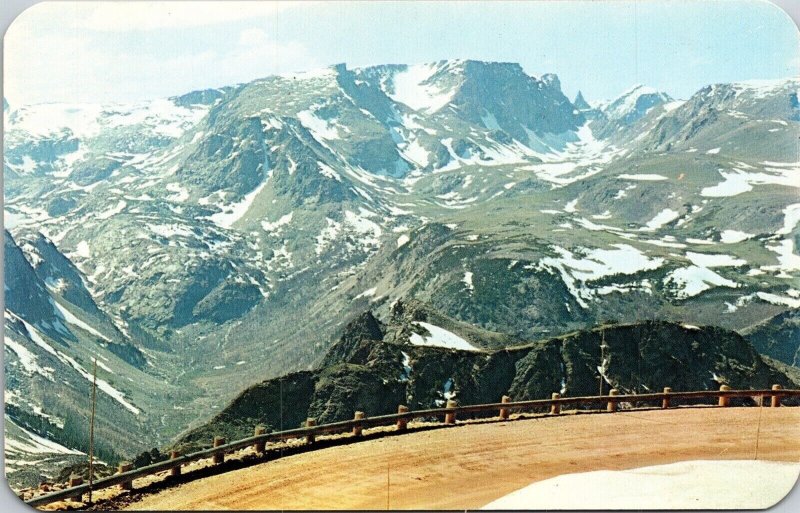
58, 353, 140, 415
317, 162, 342, 181
462, 271, 474, 293
51, 300, 111, 342
702, 168, 799, 198
409, 322, 478, 351
96, 200, 126, 220
297, 109, 341, 141
664, 266, 738, 299
354, 287, 377, 300
4, 336, 55, 381
537, 244, 664, 308
210, 179, 268, 228
720, 230, 753, 244
686, 251, 746, 268
5, 418, 83, 456
757, 292, 800, 308
617, 174, 668, 181
642, 209, 680, 231
74, 241, 91, 259
165, 183, 189, 202
387, 63, 456, 113
261, 212, 294, 233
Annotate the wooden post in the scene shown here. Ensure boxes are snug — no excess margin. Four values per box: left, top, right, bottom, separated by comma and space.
499, 395, 511, 420
607, 389, 619, 412
397, 405, 409, 430
305, 418, 317, 444
117, 462, 133, 491
68, 475, 83, 501
88, 359, 97, 504
212, 436, 226, 464
550, 393, 561, 415
718, 385, 731, 407
353, 411, 365, 436
771, 384, 782, 408
662, 387, 672, 409
170, 450, 181, 477
445, 399, 457, 424
254, 426, 266, 453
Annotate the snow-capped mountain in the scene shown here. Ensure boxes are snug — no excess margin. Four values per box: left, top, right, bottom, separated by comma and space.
4, 60, 799, 489
600, 84, 673, 124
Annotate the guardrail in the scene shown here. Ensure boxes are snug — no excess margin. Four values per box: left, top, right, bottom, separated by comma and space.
25, 385, 800, 508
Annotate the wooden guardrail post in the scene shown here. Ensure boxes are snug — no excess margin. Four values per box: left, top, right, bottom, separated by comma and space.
397, 405, 409, 430
305, 418, 317, 444
499, 395, 511, 420
718, 385, 731, 407
550, 393, 561, 415
118, 462, 133, 490
445, 399, 458, 424
170, 450, 181, 477
662, 387, 672, 409
771, 384, 782, 408
607, 389, 619, 412
212, 436, 226, 464
68, 475, 83, 501
353, 411, 365, 436
253, 426, 266, 453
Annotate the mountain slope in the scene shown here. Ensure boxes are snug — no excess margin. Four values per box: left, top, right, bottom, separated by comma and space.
742, 309, 800, 366
3, 231, 192, 489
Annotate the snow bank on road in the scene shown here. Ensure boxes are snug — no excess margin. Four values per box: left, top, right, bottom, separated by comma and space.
482, 460, 800, 510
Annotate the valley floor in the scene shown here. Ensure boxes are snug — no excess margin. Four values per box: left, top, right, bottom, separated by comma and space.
120, 407, 800, 510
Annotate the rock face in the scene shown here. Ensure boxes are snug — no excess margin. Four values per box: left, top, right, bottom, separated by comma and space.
174, 305, 799, 452
573, 91, 591, 111
4, 230, 59, 332
743, 310, 800, 367
447, 61, 584, 140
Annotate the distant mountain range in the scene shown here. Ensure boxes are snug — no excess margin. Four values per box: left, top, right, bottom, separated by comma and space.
4, 60, 799, 489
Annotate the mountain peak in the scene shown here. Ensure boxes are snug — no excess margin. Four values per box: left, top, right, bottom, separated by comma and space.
541, 73, 561, 92
622, 83, 658, 95
603, 84, 673, 123
573, 90, 591, 110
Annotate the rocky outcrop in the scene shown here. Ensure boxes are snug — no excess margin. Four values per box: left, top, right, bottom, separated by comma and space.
174, 307, 800, 452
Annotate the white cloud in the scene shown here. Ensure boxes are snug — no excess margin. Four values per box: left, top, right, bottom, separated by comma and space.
11, 1, 297, 33
5, 9, 318, 106
239, 27, 272, 47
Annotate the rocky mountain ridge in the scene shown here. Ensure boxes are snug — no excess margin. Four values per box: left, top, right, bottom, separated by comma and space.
175, 302, 800, 452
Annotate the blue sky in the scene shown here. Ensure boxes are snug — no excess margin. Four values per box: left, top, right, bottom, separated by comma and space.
4, 0, 799, 107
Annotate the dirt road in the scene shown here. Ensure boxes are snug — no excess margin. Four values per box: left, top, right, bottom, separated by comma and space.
124, 407, 800, 510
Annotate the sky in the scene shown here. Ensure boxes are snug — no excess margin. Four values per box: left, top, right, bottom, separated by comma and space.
3, 0, 799, 107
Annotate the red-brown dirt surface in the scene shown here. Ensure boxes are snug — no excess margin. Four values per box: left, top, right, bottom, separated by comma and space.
118, 407, 800, 510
